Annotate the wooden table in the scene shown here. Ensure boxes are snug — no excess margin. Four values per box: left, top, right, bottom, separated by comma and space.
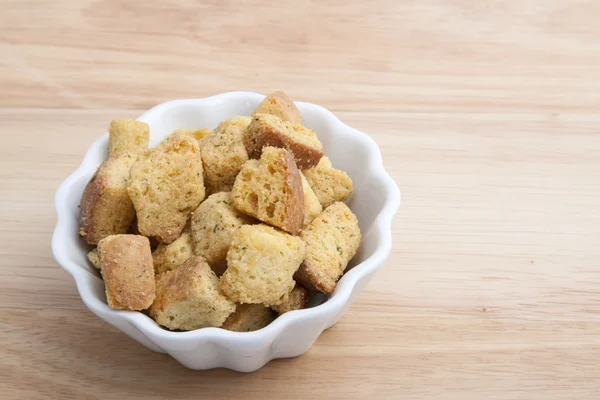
1, 1, 599, 398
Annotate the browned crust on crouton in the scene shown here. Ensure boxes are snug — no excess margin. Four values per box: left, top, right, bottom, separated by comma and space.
98, 235, 155, 310
252, 91, 302, 124
221, 303, 275, 332
79, 154, 136, 245
79, 169, 104, 241
283, 151, 305, 235
244, 114, 323, 169
271, 285, 308, 314
294, 264, 332, 295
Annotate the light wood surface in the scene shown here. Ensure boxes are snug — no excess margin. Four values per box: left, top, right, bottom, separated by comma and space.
1, 1, 599, 399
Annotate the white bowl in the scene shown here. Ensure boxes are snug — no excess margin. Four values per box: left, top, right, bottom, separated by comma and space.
52, 91, 401, 372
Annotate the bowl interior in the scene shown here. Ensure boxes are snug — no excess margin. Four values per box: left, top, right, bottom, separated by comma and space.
61, 94, 393, 313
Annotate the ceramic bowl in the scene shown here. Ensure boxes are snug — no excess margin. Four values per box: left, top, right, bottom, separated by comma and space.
52, 91, 401, 371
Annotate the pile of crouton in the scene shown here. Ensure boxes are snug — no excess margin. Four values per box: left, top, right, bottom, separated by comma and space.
80, 91, 361, 332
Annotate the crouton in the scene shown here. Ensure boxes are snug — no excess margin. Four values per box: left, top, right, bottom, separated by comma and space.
231, 147, 304, 235
244, 113, 323, 169
201, 116, 250, 193
149, 256, 236, 330
87, 248, 101, 270
108, 119, 149, 156
252, 91, 302, 123
190, 192, 254, 275
220, 224, 306, 306
127, 133, 205, 243
152, 228, 194, 274
295, 202, 361, 295
301, 173, 322, 227
271, 285, 308, 314
98, 235, 155, 310
79, 153, 137, 245
221, 304, 274, 332
302, 156, 353, 208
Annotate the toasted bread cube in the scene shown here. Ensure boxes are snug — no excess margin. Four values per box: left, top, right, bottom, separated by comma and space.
232, 147, 304, 235
271, 285, 308, 314
252, 91, 302, 124
220, 224, 306, 306
128, 133, 205, 243
79, 153, 137, 244
303, 156, 353, 208
87, 248, 101, 270
301, 173, 322, 227
108, 119, 149, 156
295, 202, 361, 295
190, 192, 254, 275
98, 235, 155, 310
149, 256, 236, 330
201, 116, 250, 194
152, 228, 194, 274
170, 127, 212, 143
244, 113, 323, 169
221, 304, 275, 332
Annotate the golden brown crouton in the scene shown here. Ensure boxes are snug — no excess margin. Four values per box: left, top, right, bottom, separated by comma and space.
302, 156, 353, 208
108, 119, 149, 156
220, 224, 306, 306
151, 228, 194, 274
127, 133, 205, 243
79, 153, 137, 245
301, 173, 322, 227
98, 235, 155, 310
244, 113, 323, 169
170, 127, 212, 143
190, 192, 254, 275
87, 248, 101, 270
221, 304, 274, 332
295, 202, 361, 295
149, 256, 236, 330
231, 147, 304, 235
271, 285, 308, 314
252, 91, 302, 123
201, 116, 250, 193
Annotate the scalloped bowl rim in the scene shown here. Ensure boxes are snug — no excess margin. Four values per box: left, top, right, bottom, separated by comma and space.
52, 91, 401, 352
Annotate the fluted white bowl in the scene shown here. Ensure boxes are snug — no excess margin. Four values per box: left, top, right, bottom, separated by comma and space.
52, 91, 401, 371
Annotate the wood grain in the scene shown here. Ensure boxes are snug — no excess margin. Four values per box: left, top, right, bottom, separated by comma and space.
1, 0, 600, 399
